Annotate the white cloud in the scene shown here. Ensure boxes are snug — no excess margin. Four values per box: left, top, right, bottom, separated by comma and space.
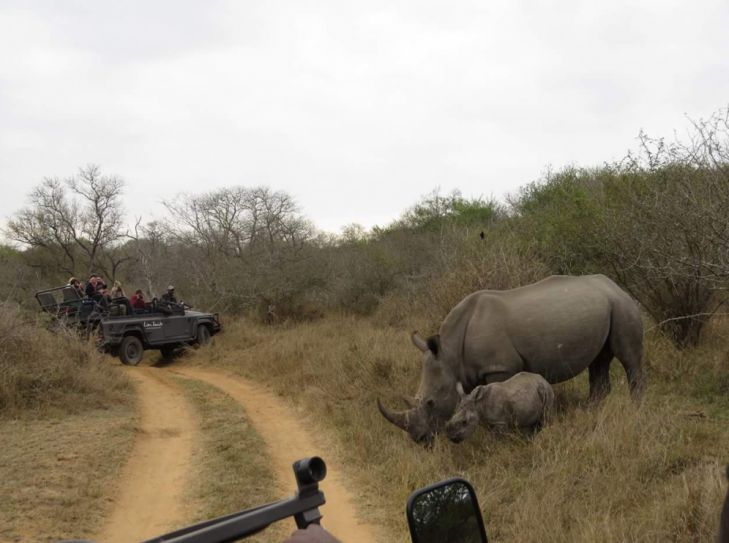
1, 0, 729, 235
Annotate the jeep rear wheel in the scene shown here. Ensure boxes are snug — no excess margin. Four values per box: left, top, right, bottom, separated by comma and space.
197, 324, 212, 346
120, 335, 144, 366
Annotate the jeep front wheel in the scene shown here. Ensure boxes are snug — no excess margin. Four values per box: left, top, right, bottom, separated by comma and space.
197, 324, 212, 346
120, 335, 144, 366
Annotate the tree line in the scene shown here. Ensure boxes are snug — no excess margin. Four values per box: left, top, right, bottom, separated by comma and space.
3, 108, 729, 348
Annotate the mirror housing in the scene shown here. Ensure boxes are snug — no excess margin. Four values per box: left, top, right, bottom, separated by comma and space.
406, 478, 488, 543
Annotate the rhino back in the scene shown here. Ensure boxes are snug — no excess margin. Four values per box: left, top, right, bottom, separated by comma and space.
474, 374, 549, 428
450, 275, 629, 385
501, 373, 552, 426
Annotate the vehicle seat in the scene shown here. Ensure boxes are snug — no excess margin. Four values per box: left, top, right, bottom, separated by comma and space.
37, 292, 58, 312
63, 287, 81, 302
78, 299, 98, 318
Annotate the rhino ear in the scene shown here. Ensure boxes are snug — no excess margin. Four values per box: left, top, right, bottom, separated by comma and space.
456, 382, 465, 399
426, 334, 441, 357
411, 331, 428, 353
473, 386, 488, 402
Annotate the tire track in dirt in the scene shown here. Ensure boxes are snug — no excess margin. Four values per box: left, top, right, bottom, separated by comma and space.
172, 367, 380, 543
96, 367, 197, 543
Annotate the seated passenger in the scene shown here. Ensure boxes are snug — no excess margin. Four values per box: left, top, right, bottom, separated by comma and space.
110, 280, 125, 299
130, 289, 147, 310
84, 275, 109, 309
67, 277, 84, 298
84, 275, 98, 298
96, 276, 109, 296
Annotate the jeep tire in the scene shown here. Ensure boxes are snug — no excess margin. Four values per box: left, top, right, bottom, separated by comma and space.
197, 324, 212, 346
120, 335, 144, 366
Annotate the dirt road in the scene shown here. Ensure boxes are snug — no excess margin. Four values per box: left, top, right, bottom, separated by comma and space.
96, 367, 197, 543
99, 365, 379, 543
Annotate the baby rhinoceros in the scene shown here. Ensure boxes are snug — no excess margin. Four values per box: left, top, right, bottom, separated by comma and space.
446, 372, 554, 443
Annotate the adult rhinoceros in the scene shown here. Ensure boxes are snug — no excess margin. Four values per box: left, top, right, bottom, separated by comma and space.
377, 274, 645, 446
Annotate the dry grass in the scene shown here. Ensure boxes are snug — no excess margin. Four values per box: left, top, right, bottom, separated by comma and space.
0, 304, 133, 417
0, 407, 136, 542
375, 233, 551, 333
199, 314, 729, 542
0, 303, 136, 541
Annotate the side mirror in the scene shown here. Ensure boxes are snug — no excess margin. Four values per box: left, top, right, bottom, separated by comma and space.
406, 478, 488, 543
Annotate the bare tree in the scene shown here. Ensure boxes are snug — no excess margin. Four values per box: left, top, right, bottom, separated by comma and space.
162, 186, 318, 314
68, 165, 125, 273
125, 218, 168, 296
6, 165, 125, 278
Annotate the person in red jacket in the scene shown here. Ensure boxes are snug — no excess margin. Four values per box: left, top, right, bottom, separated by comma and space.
130, 289, 147, 310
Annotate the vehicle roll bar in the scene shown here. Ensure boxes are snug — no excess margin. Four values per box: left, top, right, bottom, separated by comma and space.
142, 457, 327, 543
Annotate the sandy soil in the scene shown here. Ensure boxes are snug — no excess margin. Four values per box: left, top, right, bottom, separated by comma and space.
95, 367, 197, 543
98, 364, 379, 542
172, 367, 380, 543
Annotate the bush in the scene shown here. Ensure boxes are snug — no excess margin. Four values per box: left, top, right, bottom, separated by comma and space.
0, 304, 132, 417
376, 226, 549, 331
510, 110, 729, 348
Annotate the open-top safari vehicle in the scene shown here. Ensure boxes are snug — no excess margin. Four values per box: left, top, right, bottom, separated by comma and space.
36, 284, 221, 366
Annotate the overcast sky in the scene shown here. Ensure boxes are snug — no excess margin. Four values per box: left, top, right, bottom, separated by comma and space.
1, 0, 728, 235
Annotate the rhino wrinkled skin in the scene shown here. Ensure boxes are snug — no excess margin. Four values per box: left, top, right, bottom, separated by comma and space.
445, 372, 554, 443
378, 275, 645, 446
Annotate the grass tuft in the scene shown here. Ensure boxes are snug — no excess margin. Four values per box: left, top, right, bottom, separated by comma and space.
0, 303, 132, 417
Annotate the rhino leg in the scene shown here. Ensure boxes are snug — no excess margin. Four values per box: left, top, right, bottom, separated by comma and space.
588, 345, 613, 402
610, 326, 645, 401
608, 305, 646, 401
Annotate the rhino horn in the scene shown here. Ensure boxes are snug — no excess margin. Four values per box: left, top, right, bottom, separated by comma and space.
411, 331, 428, 352
377, 398, 409, 431
401, 395, 418, 409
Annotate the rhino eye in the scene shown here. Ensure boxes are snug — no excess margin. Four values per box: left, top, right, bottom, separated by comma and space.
425, 398, 435, 409
461, 420, 468, 427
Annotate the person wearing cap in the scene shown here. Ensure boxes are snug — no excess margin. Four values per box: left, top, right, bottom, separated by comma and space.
161, 285, 177, 304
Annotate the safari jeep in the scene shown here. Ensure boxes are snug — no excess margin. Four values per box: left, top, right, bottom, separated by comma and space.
36, 285, 222, 365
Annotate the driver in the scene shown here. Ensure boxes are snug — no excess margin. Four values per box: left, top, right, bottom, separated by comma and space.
161, 285, 177, 304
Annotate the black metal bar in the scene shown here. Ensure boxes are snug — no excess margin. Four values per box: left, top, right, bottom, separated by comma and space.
142, 500, 285, 542
144, 492, 325, 543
